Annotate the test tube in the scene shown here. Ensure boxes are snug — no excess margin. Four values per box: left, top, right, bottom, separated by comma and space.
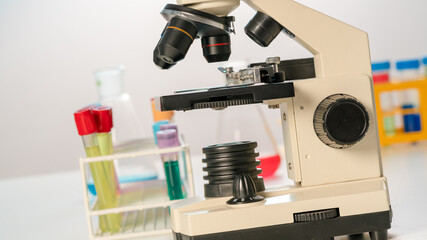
92, 106, 121, 196
159, 123, 178, 132
157, 129, 185, 200
152, 120, 169, 145
160, 124, 189, 180
74, 108, 121, 233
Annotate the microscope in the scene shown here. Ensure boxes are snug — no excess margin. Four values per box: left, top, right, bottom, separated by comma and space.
152, 0, 392, 239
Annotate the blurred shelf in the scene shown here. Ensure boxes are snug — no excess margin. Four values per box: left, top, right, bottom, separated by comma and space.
374, 79, 427, 146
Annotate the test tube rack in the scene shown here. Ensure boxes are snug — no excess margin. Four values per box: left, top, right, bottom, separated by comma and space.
79, 139, 194, 240
374, 78, 427, 145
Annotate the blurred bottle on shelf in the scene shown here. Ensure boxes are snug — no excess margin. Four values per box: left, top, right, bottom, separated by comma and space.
379, 93, 396, 136
395, 59, 421, 81
95, 66, 149, 145
216, 105, 281, 178
372, 61, 391, 84
395, 59, 422, 133
373, 61, 395, 136
423, 57, 427, 78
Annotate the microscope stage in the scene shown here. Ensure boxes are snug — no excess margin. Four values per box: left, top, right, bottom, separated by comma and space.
156, 58, 317, 111
158, 81, 295, 111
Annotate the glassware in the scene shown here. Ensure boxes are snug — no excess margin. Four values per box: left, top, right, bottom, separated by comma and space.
95, 66, 149, 145
74, 108, 121, 233
216, 104, 281, 178
93, 106, 121, 195
157, 129, 185, 200
95, 66, 158, 182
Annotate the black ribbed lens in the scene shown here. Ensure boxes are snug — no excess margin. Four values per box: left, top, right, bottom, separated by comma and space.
201, 34, 231, 63
153, 17, 198, 69
245, 11, 283, 47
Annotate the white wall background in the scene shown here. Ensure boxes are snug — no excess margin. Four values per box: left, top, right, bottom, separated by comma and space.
0, 0, 426, 178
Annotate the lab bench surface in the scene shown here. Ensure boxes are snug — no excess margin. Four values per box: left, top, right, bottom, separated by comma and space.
1, 142, 427, 240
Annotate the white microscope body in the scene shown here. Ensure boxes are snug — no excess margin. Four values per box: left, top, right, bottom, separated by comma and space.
153, 0, 392, 239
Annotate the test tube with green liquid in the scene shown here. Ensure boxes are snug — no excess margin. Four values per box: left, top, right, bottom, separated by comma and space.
93, 106, 121, 196
157, 129, 185, 200
160, 123, 188, 180
74, 108, 121, 233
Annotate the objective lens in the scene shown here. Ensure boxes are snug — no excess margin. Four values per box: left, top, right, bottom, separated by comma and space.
245, 11, 283, 47
201, 34, 231, 63
153, 17, 198, 69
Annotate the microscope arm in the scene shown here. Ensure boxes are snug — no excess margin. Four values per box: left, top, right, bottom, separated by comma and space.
246, 0, 372, 79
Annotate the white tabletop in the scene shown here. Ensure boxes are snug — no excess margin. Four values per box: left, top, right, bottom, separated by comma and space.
1, 143, 427, 239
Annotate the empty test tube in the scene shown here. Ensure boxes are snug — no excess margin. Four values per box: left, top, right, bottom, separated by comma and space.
157, 129, 185, 200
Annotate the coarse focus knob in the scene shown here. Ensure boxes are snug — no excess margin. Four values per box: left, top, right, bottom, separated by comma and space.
314, 94, 369, 149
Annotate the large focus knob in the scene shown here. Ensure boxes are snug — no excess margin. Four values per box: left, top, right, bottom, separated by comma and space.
314, 94, 369, 149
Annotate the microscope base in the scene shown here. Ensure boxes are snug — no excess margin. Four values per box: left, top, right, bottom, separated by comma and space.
171, 178, 391, 240
173, 210, 391, 240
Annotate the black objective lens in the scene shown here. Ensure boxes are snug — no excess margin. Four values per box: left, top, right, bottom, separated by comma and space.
245, 11, 283, 47
153, 17, 198, 69
201, 34, 231, 63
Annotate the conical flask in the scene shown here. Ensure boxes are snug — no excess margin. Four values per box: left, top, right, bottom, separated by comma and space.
95, 66, 150, 144
215, 104, 281, 177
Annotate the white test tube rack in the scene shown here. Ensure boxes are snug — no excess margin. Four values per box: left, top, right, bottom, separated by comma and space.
79, 140, 194, 240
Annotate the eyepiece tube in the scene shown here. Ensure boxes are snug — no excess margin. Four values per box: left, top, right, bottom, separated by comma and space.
153, 17, 198, 69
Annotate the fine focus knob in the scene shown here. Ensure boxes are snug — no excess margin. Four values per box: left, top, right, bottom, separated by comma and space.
294, 208, 339, 222
314, 94, 369, 149
226, 173, 264, 205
